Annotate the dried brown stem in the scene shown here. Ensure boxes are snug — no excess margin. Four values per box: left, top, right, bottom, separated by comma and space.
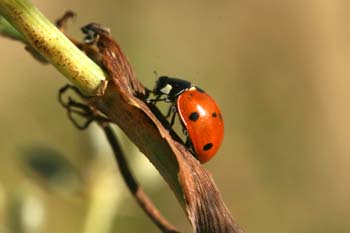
101, 123, 181, 233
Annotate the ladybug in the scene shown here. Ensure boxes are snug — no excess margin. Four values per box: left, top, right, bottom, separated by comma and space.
151, 76, 224, 163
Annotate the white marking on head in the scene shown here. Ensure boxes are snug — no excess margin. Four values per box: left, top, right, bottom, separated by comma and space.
160, 84, 173, 94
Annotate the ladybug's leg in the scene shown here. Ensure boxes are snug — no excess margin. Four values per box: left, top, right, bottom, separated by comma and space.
146, 95, 167, 104
165, 104, 176, 118
184, 137, 191, 148
166, 104, 177, 129
184, 136, 196, 156
182, 127, 188, 137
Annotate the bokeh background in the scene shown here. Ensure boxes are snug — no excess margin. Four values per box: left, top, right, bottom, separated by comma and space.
1, 0, 350, 232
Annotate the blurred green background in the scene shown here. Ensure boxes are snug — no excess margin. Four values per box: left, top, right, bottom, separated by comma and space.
1, 0, 350, 232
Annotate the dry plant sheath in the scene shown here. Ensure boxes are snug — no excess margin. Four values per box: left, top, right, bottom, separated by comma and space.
0, 1, 245, 232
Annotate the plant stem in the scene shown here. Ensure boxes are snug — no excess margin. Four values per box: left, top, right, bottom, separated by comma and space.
0, 16, 25, 42
0, 0, 106, 95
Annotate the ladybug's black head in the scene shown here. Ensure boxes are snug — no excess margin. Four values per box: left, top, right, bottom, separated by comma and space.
153, 76, 170, 95
153, 76, 192, 101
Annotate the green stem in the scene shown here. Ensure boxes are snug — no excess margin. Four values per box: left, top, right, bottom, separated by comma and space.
0, 0, 106, 95
0, 16, 26, 42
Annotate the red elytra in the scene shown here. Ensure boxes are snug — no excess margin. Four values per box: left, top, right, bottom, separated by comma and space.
177, 87, 224, 163
151, 76, 224, 163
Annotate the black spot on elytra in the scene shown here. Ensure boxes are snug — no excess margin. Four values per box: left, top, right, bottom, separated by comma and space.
189, 112, 199, 121
212, 112, 217, 118
203, 143, 213, 151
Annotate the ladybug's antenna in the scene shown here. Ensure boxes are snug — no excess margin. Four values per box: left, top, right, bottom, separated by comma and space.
153, 70, 159, 79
